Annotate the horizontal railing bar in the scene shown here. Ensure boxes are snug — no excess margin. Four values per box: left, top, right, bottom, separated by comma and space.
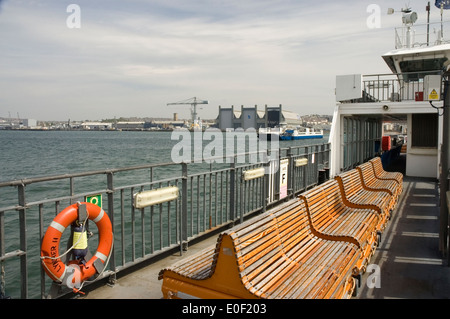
114, 178, 181, 192
0, 189, 110, 212
0, 206, 21, 213
0, 162, 177, 187
362, 70, 443, 78
25, 190, 109, 208
188, 168, 231, 179
0, 249, 26, 262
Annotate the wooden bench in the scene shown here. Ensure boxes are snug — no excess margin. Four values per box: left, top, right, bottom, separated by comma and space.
299, 179, 380, 277
334, 169, 393, 231
357, 161, 400, 208
159, 198, 360, 299
369, 157, 403, 194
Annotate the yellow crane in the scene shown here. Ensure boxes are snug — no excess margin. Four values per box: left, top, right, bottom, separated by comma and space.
167, 97, 208, 128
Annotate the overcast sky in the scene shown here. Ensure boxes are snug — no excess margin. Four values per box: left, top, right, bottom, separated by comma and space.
0, 0, 447, 121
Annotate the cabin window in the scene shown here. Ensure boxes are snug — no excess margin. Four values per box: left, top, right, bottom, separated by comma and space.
399, 58, 446, 82
411, 113, 438, 148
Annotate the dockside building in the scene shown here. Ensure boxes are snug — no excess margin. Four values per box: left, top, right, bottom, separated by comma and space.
216, 104, 302, 131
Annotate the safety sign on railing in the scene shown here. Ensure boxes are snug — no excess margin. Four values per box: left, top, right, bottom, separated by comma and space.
85, 194, 102, 208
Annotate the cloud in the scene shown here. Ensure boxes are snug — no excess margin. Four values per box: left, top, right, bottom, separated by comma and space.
0, 0, 444, 121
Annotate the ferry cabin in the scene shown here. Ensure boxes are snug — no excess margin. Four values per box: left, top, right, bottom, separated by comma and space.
329, 17, 449, 180
329, 10, 450, 257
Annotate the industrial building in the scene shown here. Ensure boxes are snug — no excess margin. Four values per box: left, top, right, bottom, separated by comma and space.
0, 118, 37, 129
81, 122, 113, 130
22, 119, 37, 128
216, 104, 302, 131
115, 121, 145, 130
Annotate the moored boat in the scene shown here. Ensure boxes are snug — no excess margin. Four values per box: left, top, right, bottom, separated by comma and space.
279, 128, 324, 140
258, 127, 282, 140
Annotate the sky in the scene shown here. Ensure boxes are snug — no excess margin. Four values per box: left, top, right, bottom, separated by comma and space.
0, 0, 447, 121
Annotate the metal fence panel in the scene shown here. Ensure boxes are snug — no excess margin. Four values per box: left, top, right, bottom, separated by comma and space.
0, 143, 330, 299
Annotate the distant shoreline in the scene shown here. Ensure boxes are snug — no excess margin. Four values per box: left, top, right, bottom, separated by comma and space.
0, 128, 177, 132
0, 128, 332, 134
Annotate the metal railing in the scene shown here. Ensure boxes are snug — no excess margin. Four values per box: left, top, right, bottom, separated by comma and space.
0, 143, 330, 299
340, 71, 444, 104
394, 21, 450, 49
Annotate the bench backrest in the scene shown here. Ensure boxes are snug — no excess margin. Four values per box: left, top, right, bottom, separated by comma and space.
357, 161, 377, 185
227, 210, 284, 277
320, 179, 345, 211
299, 184, 329, 231
299, 185, 327, 218
299, 180, 360, 247
222, 199, 315, 297
369, 157, 384, 176
334, 169, 363, 198
271, 199, 315, 262
227, 198, 317, 272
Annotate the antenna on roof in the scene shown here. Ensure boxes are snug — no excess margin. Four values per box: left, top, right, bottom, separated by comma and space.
387, 6, 413, 16
388, 5, 417, 48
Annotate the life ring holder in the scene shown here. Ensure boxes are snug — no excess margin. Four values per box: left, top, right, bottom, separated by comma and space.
40, 202, 113, 292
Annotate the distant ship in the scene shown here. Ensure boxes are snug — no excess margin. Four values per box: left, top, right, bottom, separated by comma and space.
280, 128, 324, 140
258, 127, 323, 140
257, 127, 282, 140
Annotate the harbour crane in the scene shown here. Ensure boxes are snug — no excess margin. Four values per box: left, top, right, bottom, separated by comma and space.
167, 97, 208, 125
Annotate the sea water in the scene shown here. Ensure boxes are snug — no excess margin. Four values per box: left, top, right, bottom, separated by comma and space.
0, 129, 328, 298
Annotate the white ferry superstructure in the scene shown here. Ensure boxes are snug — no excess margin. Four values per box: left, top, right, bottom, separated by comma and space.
329, 9, 449, 180
329, 6, 450, 259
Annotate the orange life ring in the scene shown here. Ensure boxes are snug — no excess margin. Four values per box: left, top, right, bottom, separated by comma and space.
40, 202, 113, 287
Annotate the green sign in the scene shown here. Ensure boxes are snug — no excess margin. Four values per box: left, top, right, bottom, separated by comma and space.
86, 194, 102, 208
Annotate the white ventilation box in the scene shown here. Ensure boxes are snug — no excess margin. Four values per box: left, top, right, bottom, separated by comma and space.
335, 74, 362, 102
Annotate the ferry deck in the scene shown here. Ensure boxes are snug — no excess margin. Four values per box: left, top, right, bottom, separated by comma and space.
80, 153, 450, 299
2, 5, 450, 301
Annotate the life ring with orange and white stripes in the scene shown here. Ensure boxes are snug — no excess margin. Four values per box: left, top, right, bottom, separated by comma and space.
40, 202, 113, 289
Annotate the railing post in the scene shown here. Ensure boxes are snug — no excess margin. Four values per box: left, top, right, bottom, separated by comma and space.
229, 157, 236, 222
305, 146, 310, 189
240, 175, 244, 224
106, 172, 116, 285
263, 160, 269, 213
0, 209, 11, 299
287, 147, 294, 198
181, 163, 188, 253
17, 183, 28, 299
69, 177, 74, 205
325, 143, 330, 180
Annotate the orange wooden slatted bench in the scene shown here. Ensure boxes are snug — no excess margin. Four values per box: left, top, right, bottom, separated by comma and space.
299, 179, 380, 278
369, 157, 403, 194
357, 161, 400, 208
334, 169, 393, 231
159, 198, 360, 299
